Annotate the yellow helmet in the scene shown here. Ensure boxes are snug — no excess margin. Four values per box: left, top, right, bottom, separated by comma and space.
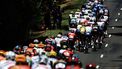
0, 50, 6, 56
15, 54, 26, 62
49, 50, 57, 57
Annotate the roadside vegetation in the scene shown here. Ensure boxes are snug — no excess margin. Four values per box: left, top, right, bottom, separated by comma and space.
31, 0, 87, 39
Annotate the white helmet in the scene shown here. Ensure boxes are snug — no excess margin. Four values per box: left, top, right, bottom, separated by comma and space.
33, 39, 39, 43
23, 46, 28, 52
57, 34, 62, 38
55, 62, 66, 69
6, 51, 16, 60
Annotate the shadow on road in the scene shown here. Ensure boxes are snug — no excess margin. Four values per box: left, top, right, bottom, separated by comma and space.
109, 32, 122, 36
108, 43, 121, 53
111, 59, 122, 62
108, 26, 122, 28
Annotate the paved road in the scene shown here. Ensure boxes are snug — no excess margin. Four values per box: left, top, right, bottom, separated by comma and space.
78, 0, 122, 69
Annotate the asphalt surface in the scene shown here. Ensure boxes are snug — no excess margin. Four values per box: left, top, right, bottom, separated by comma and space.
78, 0, 122, 69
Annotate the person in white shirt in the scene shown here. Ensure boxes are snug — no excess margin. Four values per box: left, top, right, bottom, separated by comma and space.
0, 59, 15, 69
84, 24, 93, 46
97, 21, 105, 31
55, 34, 63, 52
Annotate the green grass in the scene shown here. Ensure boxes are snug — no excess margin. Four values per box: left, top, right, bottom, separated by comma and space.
31, 0, 87, 39
61, 0, 86, 26
31, 29, 65, 38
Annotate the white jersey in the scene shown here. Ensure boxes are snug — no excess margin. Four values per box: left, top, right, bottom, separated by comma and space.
61, 36, 68, 41
88, 21, 95, 25
34, 47, 45, 55
26, 56, 31, 66
97, 22, 105, 27
31, 55, 40, 64
99, 9, 104, 14
0, 60, 15, 69
48, 58, 57, 64
85, 26, 92, 33
55, 37, 63, 47
97, 22, 105, 30
39, 55, 48, 64
32, 63, 52, 69
101, 16, 108, 22
5, 51, 15, 60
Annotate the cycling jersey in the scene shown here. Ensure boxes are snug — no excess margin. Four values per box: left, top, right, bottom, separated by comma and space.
77, 24, 82, 30
48, 58, 57, 65
88, 21, 95, 25
101, 15, 108, 22
68, 32, 75, 39
55, 37, 63, 47
85, 26, 92, 35
0, 60, 15, 69
31, 55, 40, 64
32, 63, 52, 69
61, 36, 68, 41
80, 26, 86, 34
39, 55, 48, 64
99, 9, 104, 14
97, 21, 105, 30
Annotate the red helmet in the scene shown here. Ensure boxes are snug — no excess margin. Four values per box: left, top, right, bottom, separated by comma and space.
85, 64, 96, 69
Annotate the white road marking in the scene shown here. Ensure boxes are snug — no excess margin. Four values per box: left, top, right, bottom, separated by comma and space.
100, 54, 104, 58
109, 34, 112, 38
96, 65, 100, 69
118, 13, 121, 15
120, 8, 122, 11
115, 19, 118, 21
105, 44, 108, 47
112, 27, 115, 29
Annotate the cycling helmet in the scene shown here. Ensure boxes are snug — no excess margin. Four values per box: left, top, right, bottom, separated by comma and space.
23, 46, 28, 50
57, 34, 62, 38
62, 45, 67, 49
15, 54, 26, 62
70, 11, 74, 14
86, 64, 96, 69
5, 51, 16, 60
33, 39, 39, 44
15, 45, 20, 50
0, 50, 6, 57
29, 43, 35, 48
44, 45, 52, 52
48, 50, 57, 57
55, 62, 66, 69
